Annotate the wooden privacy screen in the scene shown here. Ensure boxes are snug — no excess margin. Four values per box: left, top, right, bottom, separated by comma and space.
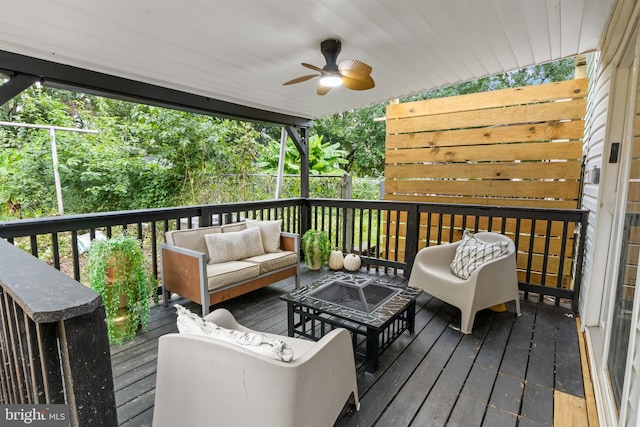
385, 78, 586, 208
383, 79, 587, 290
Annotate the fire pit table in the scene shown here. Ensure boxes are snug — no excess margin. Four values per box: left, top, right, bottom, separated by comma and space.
280, 272, 422, 373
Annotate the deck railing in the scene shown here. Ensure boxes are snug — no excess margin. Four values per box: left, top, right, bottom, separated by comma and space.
0, 199, 304, 283
0, 238, 117, 426
306, 199, 588, 309
0, 198, 587, 308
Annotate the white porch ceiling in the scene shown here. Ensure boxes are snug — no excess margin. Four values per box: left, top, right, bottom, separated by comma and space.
0, 0, 615, 121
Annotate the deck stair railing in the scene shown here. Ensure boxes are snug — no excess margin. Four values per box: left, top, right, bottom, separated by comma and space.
0, 238, 117, 426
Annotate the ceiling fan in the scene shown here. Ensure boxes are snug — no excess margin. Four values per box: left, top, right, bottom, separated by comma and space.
283, 39, 375, 96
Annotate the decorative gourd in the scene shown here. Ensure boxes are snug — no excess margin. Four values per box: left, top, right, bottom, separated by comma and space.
328, 248, 344, 270
343, 253, 361, 271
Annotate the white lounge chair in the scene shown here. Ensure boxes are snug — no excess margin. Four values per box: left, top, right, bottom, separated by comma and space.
408, 231, 521, 334
152, 308, 360, 427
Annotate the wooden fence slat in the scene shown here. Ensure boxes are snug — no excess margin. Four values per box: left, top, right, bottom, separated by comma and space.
385, 141, 583, 163
386, 120, 584, 149
385, 161, 582, 180
416, 229, 568, 254
386, 179, 580, 199
386, 99, 586, 134
386, 78, 588, 119
406, 213, 575, 236
384, 194, 579, 209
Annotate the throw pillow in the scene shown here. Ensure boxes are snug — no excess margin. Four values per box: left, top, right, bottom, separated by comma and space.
450, 231, 509, 280
175, 304, 294, 362
245, 219, 282, 253
204, 226, 265, 264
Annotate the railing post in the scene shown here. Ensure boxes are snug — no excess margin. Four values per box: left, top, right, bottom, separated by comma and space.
342, 174, 354, 251
199, 206, 211, 227
403, 203, 420, 278
300, 199, 311, 241
572, 211, 589, 312
58, 307, 118, 426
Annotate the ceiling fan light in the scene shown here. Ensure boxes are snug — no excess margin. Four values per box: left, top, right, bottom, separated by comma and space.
319, 74, 342, 87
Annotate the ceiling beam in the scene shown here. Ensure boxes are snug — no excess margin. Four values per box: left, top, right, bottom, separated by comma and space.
0, 72, 39, 106
0, 50, 312, 128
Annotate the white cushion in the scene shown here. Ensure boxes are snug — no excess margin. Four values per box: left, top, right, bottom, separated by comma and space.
244, 251, 298, 274
175, 304, 294, 362
204, 227, 264, 264
245, 219, 282, 253
165, 226, 222, 263
450, 231, 509, 279
205, 261, 260, 291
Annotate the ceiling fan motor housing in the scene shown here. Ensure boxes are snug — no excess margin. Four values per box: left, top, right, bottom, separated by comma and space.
321, 39, 341, 72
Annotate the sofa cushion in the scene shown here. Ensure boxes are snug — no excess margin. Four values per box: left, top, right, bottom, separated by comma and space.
244, 251, 298, 275
165, 225, 222, 262
175, 304, 293, 362
221, 222, 247, 233
450, 230, 509, 280
205, 261, 260, 291
205, 227, 265, 264
245, 219, 282, 253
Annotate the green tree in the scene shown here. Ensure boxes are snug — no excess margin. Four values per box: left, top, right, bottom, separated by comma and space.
310, 104, 386, 177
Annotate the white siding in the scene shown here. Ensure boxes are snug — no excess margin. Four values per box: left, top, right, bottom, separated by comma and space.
582, 1, 640, 424
580, 51, 610, 316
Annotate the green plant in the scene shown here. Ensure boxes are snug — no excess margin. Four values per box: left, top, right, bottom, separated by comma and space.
258, 134, 348, 175
85, 235, 155, 344
301, 229, 331, 269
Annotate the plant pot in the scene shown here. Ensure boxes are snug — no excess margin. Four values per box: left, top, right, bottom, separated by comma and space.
307, 251, 323, 270
86, 236, 153, 345
302, 230, 331, 270
105, 279, 140, 336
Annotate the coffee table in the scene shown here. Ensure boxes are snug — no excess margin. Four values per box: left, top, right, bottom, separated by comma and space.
280, 272, 422, 373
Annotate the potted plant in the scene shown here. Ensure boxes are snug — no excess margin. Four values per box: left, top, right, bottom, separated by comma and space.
85, 235, 155, 344
301, 229, 331, 270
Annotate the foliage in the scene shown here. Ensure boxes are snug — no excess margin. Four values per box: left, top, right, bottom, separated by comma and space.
258, 134, 348, 175
301, 229, 331, 267
0, 88, 266, 216
0, 86, 78, 217
85, 235, 155, 344
310, 103, 387, 177
353, 177, 382, 200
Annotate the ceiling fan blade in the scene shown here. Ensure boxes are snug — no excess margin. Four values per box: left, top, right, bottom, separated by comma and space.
338, 59, 372, 78
317, 85, 331, 96
341, 74, 375, 91
301, 62, 325, 73
283, 74, 319, 85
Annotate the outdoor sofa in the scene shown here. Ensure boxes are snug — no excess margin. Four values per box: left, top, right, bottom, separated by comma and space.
161, 220, 300, 316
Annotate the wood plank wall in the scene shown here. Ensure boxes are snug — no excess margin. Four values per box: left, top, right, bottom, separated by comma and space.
385, 78, 587, 208
383, 79, 588, 289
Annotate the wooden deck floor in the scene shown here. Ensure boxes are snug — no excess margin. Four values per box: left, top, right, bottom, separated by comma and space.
111, 267, 584, 427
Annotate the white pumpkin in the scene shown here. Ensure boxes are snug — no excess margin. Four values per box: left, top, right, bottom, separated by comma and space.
343, 254, 361, 271
328, 249, 344, 270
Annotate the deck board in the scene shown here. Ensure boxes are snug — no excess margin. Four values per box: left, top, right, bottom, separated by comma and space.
111, 267, 584, 426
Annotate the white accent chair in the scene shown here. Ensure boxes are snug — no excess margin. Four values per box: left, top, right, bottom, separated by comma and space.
152, 308, 360, 427
408, 232, 521, 334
